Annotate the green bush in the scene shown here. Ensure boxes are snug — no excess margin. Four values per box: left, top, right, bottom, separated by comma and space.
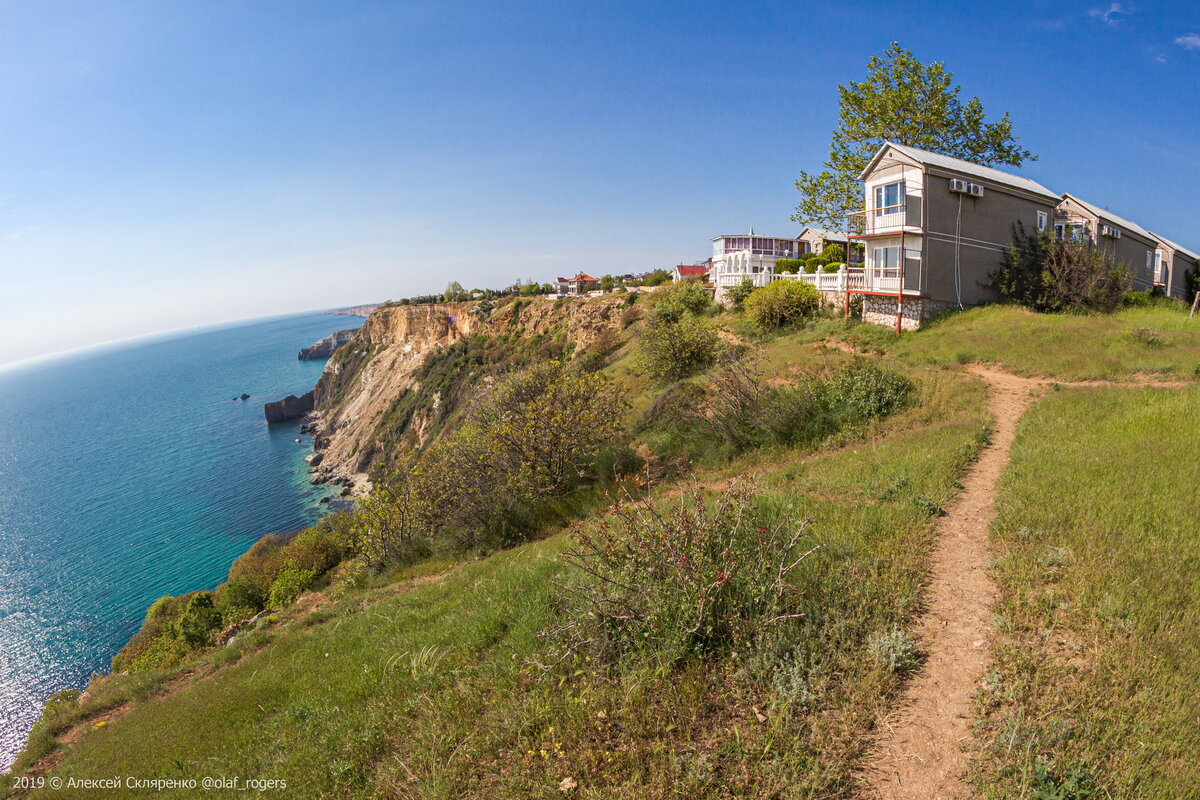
774, 258, 804, 275
647, 280, 712, 316
822, 263, 840, 273
173, 592, 223, 647
726, 276, 756, 309
826, 359, 915, 419
992, 223, 1131, 313
822, 243, 845, 263
636, 306, 722, 381
743, 280, 821, 328
218, 576, 267, 614
555, 480, 820, 664
267, 562, 318, 608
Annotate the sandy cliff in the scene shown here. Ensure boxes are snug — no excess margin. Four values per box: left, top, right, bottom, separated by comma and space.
307, 295, 632, 492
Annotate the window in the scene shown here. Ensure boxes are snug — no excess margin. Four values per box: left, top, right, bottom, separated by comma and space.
1037, 210, 1048, 232
1153, 250, 1163, 282
874, 181, 906, 216
872, 246, 901, 271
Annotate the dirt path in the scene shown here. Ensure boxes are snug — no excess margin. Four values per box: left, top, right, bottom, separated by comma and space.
862, 366, 1047, 799
862, 364, 1191, 798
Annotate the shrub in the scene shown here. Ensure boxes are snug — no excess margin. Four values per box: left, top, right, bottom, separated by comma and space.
803, 261, 820, 274
821, 243, 844, 263
992, 223, 1131, 313
647, 280, 712, 316
267, 562, 317, 608
726, 276, 756, 309
868, 628, 920, 675
218, 576, 267, 614
173, 592, 223, 647
822, 262, 840, 273
774, 258, 804, 275
636, 307, 722, 381
826, 359, 915, 419
744, 280, 821, 328
553, 480, 819, 664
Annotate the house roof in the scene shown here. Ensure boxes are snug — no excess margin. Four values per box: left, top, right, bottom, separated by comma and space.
568, 272, 597, 282
860, 142, 1059, 202
1061, 194, 1155, 242
555, 277, 569, 283
799, 228, 848, 242
1149, 231, 1200, 262
674, 264, 709, 276
710, 233, 798, 241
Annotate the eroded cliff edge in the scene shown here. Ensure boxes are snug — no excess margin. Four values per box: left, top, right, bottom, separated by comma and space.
307, 295, 634, 492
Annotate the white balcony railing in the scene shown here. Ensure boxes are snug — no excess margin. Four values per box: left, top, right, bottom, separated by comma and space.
772, 261, 921, 294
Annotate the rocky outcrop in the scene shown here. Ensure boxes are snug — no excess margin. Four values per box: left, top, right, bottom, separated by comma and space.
298, 329, 358, 360
326, 304, 380, 317
264, 391, 315, 423
307, 295, 632, 492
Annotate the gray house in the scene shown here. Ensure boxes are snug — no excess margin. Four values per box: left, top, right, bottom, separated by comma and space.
1149, 232, 1198, 301
1054, 194, 1162, 292
797, 228, 863, 263
851, 142, 1060, 329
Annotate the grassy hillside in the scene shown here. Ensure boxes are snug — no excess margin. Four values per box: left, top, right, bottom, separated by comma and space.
7, 338, 991, 799
8, 295, 1200, 799
971, 385, 1200, 798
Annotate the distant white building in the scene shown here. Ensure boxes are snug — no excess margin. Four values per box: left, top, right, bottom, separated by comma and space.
710, 230, 801, 288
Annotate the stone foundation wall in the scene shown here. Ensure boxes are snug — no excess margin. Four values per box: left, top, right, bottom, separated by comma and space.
861, 295, 954, 331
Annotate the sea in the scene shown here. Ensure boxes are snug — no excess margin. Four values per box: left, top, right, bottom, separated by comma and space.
0, 311, 365, 771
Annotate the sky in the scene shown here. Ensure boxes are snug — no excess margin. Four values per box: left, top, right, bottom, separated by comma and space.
1, 0, 1198, 368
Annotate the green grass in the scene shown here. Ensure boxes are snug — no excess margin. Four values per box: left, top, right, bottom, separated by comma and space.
971, 385, 1200, 798
888, 304, 1200, 380
10, 365, 989, 799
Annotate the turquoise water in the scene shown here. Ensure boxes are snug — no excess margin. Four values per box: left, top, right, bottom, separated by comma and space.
0, 312, 363, 771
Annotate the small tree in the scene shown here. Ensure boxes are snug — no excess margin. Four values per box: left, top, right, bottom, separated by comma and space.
774, 258, 804, 274
727, 277, 756, 309
636, 305, 722, 381
599, 274, 617, 292
992, 224, 1130, 313
822, 243, 845, 263
744, 280, 821, 328
443, 281, 465, 302
647, 279, 712, 316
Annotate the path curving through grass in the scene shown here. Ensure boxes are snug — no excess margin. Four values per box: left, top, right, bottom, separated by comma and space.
862, 367, 1046, 799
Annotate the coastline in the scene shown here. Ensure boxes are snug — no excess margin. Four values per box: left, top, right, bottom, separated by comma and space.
0, 312, 364, 774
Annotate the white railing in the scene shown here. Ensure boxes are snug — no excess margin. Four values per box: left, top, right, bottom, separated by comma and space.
774, 264, 918, 294
714, 271, 775, 288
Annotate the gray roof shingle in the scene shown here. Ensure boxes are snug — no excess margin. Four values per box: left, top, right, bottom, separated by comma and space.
862, 142, 1059, 201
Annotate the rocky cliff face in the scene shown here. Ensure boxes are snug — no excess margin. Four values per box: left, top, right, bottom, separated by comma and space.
307, 295, 633, 492
263, 391, 315, 423
298, 329, 359, 360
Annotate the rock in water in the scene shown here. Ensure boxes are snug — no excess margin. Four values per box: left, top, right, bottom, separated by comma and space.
263, 391, 315, 423
298, 329, 358, 360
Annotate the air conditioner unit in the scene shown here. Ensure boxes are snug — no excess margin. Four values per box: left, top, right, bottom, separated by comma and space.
1100, 224, 1121, 238
948, 178, 969, 193
968, 183, 985, 197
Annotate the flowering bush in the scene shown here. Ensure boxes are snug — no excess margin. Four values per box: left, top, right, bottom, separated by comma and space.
551, 479, 820, 665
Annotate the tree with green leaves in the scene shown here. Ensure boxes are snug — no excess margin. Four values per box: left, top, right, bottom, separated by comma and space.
793, 43, 1035, 230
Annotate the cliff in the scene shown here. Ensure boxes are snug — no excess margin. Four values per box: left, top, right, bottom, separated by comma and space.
298, 329, 359, 360
263, 391, 315, 423
325, 304, 380, 317
308, 295, 634, 491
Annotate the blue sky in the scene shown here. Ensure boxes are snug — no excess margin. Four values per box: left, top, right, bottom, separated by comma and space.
2, 0, 1198, 367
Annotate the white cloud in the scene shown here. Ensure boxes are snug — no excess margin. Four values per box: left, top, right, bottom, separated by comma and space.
1156, 53, 1168, 63
1089, 3, 1126, 25
1176, 33, 1200, 49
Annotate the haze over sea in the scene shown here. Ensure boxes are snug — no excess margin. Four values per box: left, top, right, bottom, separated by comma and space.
0, 312, 364, 770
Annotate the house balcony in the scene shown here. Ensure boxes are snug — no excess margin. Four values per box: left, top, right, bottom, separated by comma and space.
770, 258, 923, 295
848, 203, 923, 237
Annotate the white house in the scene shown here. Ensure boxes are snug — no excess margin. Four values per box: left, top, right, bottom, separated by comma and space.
710, 230, 801, 289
